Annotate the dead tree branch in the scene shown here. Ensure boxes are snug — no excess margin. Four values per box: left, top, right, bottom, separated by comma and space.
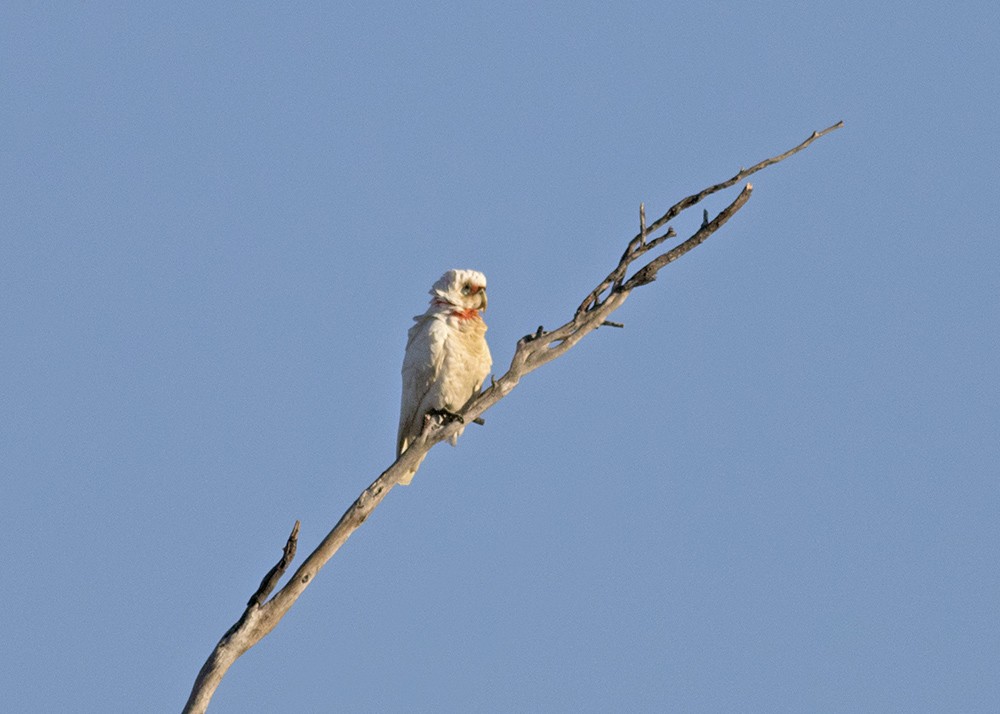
182, 121, 843, 713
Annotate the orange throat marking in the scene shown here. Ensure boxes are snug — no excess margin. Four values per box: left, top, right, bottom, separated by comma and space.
451, 307, 480, 321
434, 299, 480, 321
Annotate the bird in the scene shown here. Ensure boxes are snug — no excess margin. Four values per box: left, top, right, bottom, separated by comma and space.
396, 269, 492, 485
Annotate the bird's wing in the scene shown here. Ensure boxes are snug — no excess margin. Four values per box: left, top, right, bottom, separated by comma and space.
397, 314, 447, 456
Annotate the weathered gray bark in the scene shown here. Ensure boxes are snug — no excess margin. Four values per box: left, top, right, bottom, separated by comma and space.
183, 122, 843, 713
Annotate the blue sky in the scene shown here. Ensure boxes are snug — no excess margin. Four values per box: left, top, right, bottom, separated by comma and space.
2, 2, 998, 712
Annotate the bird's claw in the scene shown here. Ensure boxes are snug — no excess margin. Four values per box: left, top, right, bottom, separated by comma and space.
428, 408, 464, 425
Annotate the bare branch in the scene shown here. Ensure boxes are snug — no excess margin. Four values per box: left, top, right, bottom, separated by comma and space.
640, 121, 843, 240
625, 183, 754, 288
183, 122, 842, 713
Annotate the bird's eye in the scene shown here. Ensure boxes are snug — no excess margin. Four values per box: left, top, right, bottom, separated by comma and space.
461, 283, 471, 295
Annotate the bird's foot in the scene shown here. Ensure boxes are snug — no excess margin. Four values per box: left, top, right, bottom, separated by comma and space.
427, 408, 465, 425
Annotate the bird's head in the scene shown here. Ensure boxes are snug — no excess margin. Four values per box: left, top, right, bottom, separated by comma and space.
430, 269, 488, 313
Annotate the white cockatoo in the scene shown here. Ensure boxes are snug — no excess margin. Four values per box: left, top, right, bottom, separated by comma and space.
396, 269, 492, 484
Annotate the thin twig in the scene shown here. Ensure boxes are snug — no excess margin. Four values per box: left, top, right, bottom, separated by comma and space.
247, 521, 300, 607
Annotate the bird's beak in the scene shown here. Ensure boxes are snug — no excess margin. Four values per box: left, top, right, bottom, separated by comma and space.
479, 290, 487, 311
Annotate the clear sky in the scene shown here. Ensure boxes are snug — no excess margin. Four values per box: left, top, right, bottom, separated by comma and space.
3, 2, 998, 712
